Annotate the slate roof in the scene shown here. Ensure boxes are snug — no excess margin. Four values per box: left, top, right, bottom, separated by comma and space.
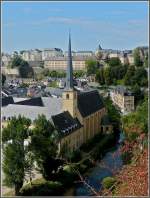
51, 111, 82, 137
77, 90, 104, 117
2, 96, 14, 107
114, 86, 134, 96
2, 97, 62, 122
15, 97, 44, 106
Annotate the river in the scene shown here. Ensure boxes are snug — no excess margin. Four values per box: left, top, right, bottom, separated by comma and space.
67, 133, 124, 196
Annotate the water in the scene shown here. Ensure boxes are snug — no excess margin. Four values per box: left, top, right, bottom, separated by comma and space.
74, 133, 124, 196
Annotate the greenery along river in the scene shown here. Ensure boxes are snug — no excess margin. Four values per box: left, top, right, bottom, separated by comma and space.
73, 133, 124, 196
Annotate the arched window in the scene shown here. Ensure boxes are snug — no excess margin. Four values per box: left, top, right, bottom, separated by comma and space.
66, 94, 69, 99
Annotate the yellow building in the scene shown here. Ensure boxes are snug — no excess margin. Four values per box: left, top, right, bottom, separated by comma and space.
51, 34, 107, 152
44, 56, 96, 71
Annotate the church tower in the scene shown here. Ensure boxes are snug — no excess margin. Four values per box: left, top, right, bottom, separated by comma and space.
62, 33, 77, 118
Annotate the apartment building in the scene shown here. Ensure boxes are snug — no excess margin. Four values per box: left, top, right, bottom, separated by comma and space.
110, 86, 134, 114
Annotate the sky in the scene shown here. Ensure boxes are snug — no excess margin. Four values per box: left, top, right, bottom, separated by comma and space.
2, 1, 149, 53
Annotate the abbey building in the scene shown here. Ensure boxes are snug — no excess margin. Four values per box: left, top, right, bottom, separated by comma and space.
52, 34, 108, 152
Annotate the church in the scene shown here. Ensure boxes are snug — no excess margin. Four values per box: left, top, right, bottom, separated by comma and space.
2, 34, 109, 152
51, 34, 108, 152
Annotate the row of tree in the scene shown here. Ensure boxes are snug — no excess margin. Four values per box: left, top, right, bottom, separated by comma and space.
42, 68, 86, 78
96, 65, 147, 87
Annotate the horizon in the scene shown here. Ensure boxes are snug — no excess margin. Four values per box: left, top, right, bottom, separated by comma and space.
2, 1, 148, 54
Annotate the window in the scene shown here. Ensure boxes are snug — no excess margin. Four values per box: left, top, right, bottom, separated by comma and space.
2, 116, 6, 121
66, 94, 69, 99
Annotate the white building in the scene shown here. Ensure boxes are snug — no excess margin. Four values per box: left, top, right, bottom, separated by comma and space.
75, 51, 94, 57
22, 49, 42, 61
42, 48, 63, 60
1, 53, 12, 67
127, 54, 134, 65
64, 51, 76, 57
109, 52, 120, 58
110, 86, 134, 114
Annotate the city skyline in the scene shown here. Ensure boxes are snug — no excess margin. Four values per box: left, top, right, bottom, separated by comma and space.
2, 1, 148, 53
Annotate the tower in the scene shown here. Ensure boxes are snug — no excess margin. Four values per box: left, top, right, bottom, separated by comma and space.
62, 32, 77, 117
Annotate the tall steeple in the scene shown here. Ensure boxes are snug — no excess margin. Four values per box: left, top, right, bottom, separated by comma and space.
66, 32, 73, 90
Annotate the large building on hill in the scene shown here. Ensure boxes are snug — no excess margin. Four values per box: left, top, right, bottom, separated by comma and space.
2, 34, 109, 152
44, 56, 96, 71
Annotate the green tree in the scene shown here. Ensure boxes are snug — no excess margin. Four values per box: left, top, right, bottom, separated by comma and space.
2, 116, 31, 195
144, 52, 148, 67
122, 95, 148, 135
30, 115, 59, 180
133, 67, 148, 87
104, 67, 112, 85
104, 97, 121, 128
124, 65, 136, 86
42, 68, 50, 76
133, 48, 143, 67
96, 68, 105, 85
2, 74, 6, 86
111, 65, 128, 81
131, 84, 144, 106
108, 57, 121, 67
11, 55, 34, 78
39, 61, 44, 68
11, 56, 23, 68
74, 70, 85, 78
85, 59, 98, 75
19, 63, 34, 78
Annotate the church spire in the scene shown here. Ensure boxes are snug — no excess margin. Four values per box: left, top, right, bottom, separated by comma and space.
66, 31, 73, 90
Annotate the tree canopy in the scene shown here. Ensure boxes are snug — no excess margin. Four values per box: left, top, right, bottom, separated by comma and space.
10, 55, 34, 78
133, 48, 143, 67
2, 116, 31, 195
85, 59, 98, 75
108, 57, 122, 67
2, 74, 6, 86
30, 115, 59, 180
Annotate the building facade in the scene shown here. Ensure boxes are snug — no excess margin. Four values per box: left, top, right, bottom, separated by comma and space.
42, 48, 63, 60
52, 34, 107, 152
44, 56, 96, 71
22, 49, 42, 61
110, 86, 134, 114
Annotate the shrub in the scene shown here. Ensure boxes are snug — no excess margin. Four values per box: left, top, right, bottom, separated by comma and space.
56, 165, 77, 187
70, 149, 82, 162
102, 177, 116, 189
121, 151, 133, 164
83, 159, 93, 168
92, 133, 116, 160
127, 132, 138, 142
20, 179, 64, 196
